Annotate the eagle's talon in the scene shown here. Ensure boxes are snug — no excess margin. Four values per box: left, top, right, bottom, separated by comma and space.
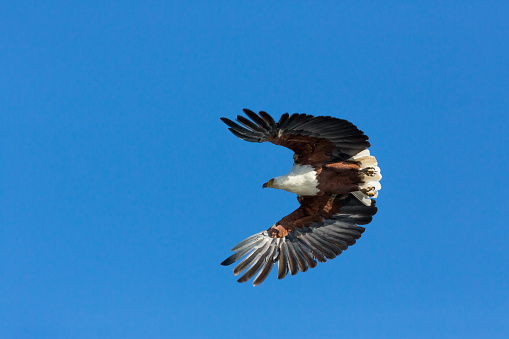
362, 167, 376, 176
361, 187, 377, 197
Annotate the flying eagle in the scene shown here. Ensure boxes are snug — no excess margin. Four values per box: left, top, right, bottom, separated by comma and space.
220, 109, 382, 286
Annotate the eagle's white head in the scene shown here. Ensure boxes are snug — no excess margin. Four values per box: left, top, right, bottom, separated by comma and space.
262, 164, 320, 196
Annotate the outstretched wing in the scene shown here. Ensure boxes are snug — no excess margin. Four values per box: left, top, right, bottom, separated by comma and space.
221, 194, 377, 286
220, 109, 370, 164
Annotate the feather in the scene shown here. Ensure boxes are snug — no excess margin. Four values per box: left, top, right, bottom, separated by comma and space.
277, 113, 290, 128
237, 247, 270, 283
292, 114, 313, 129
305, 234, 337, 259
282, 113, 302, 131
349, 216, 374, 225
252, 246, 276, 286
290, 241, 309, 272
351, 191, 373, 206
259, 111, 276, 129
231, 236, 264, 253
323, 237, 347, 252
332, 136, 370, 143
233, 239, 270, 275
221, 245, 255, 266
339, 204, 377, 216
293, 240, 317, 269
220, 117, 262, 137
337, 224, 365, 235
306, 117, 334, 128
231, 233, 261, 251
243, 108, 270, 131
326, 231, 356, 246
236, 115, 266, 133
315, 228, 348, 250
277, 241, 289, 279
309, 233, 343, 255
228, 128, 259, 142
298, 116, 328, 128
286, 241, 299, 275
297, 236, 327, 263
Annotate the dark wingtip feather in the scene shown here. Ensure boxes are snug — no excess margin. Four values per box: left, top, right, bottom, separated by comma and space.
259, 111, 276, 128
228, 128, 259, 142
221, 117, 260, 137
220, 117, 234, 126
221, 256, 235, 266
237, 115, 264, 132
242, 109, 270, 131
277, 113, 290, 128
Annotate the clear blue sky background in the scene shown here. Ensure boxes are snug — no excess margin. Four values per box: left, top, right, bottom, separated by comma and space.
1, 2, 508, 338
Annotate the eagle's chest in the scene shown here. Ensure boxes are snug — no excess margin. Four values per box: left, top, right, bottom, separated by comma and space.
276, 164, 319, 196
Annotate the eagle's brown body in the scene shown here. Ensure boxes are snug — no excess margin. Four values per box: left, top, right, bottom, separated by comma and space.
220, 109, 382, 285
317, 161, 363, 195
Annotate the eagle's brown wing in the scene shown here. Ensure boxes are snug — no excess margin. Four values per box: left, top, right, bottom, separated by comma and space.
221, 194, 377, 286
220, 109, 370, 164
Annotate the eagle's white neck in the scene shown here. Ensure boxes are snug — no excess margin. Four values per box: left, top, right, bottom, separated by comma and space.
273, 164, 319, 196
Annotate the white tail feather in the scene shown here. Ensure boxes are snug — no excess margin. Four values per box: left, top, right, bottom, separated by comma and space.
351, 191, 373, 206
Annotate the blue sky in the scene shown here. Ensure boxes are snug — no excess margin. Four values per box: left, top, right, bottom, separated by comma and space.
1, 1, 508, 338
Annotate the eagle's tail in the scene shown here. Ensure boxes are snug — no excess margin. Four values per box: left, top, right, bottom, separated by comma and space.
350, 149, 382, 206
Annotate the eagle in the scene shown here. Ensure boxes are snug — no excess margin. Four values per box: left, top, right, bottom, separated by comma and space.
220, 109, 382, 286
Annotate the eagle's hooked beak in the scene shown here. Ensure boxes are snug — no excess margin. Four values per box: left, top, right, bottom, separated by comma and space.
263, 178, 274, 189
